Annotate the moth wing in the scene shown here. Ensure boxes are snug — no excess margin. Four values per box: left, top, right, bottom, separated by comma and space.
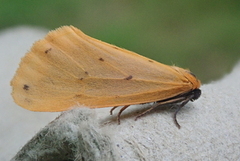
11, 26, 195, 111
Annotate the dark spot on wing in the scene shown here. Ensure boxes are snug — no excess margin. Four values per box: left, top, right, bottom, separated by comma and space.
45, 48, 52, 54
124, 75, 133, 80
85, 71, 89, 75
79, 78, 84, 80
99, 58, 104, 61
148, 60, 153, 63
23, 84, 29, 90
188, 71, 197, 78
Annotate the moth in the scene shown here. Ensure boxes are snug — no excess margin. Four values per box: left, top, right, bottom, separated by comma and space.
11, 26, 201, 128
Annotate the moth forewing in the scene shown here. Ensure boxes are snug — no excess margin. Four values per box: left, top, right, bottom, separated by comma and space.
11, 26, 201, 128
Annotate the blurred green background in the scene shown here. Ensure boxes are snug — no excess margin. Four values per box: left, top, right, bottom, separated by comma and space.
1, 0, 239, 83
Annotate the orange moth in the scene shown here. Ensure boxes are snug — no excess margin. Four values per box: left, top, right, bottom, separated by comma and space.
11, 26, 201, 128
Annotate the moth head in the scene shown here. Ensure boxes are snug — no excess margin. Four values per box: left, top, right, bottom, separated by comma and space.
191, 89, 201, 101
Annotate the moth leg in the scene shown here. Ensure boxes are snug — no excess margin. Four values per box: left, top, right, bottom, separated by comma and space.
135, 103, 161, 121
110, 106, 118, 115
117, 105, 130, 124
173, 99, 190, 129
